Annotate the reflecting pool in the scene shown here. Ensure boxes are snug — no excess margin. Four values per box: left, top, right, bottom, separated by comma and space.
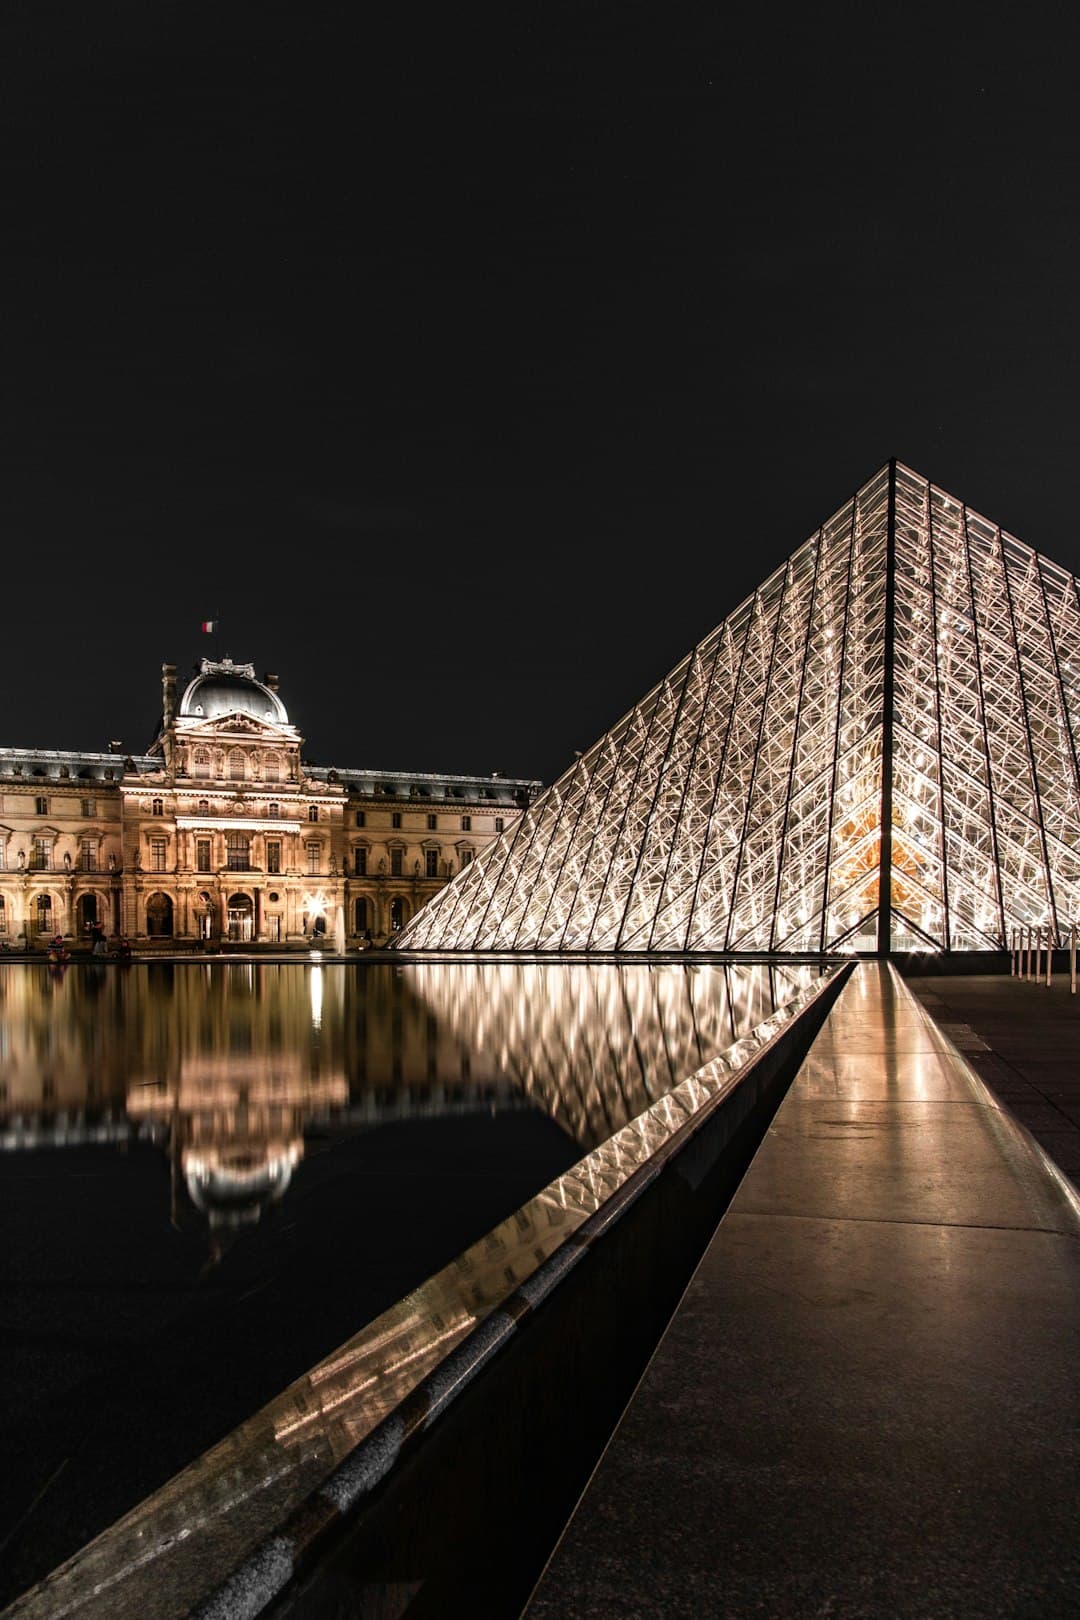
0, 957, 818, 1606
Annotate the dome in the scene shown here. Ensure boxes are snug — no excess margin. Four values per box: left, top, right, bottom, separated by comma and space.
178, 659, 288, 724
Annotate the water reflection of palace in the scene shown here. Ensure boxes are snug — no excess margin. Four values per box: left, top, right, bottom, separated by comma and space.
0, 961, 814, 1245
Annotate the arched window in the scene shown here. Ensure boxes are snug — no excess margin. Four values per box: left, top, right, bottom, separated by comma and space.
146, 892, 173, 937
0, 895, 6, 934
198, 799, 210, 815
389, 897, 407, 932
228, 749, 246, 782
354, 897, 369, 933
151, 797, 163, 816
35, 894, 52, 932
192, 748, 211, 779
268, 801, 280, 818
308, 805, 319, 822
263, 752, 281, 783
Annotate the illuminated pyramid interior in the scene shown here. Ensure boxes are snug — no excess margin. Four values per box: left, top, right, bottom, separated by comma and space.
399, 462, 1080, 954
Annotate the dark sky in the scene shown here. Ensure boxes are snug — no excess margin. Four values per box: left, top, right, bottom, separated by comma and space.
3, 2, 1079, 785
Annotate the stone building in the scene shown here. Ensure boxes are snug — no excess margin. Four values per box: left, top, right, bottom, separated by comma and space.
0, 657, 540, 950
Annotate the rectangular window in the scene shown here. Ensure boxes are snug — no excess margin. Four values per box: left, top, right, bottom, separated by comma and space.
35, 796, 48, 816
31, 837, 51, 871
266, 840, 281, 875
227, 832, 250, 871
196, 839, 212, 873
150, 837, 167, 873
355, 810, 366, 827
392, 812, 402, 829
390, 847, 403, 876
354, 846, 367, 875
306, 841, 320, 875
79, 839, 96, 872
461, 815, 471, 832
495, 817, 504, 833
81, 798, 96, 817
461, 848, 473, 867
427, 814, 437, 830
425, 848, 438, 878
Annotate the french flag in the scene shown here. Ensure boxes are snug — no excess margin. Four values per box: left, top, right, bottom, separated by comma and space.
200, 620, 217, 633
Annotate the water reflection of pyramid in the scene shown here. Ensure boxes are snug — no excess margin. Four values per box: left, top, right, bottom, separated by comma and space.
399, 462, 1080, 954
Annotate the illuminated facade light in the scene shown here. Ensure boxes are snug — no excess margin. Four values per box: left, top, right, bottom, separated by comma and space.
397, 462, 1080, 955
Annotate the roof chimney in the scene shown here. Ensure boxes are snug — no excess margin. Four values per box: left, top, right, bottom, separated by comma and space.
162, 663, 177, 726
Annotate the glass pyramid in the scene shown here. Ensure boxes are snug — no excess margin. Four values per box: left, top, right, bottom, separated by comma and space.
398, 462, 1080, 954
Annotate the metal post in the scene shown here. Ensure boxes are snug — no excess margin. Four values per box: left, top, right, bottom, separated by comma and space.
1072, 923, 1076, 995
1010, 927, 1016, 975
1047, 926, 1053, 987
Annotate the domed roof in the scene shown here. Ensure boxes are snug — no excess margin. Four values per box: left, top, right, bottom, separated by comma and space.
179, 659, 288, 724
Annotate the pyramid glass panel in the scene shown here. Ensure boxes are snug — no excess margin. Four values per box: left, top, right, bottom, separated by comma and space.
398, 463, 1080, 955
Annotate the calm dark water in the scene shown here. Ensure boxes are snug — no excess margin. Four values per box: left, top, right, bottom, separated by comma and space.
0, 958, 817, 1604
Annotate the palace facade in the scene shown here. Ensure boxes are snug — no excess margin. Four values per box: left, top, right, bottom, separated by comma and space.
0, 657, 540, 950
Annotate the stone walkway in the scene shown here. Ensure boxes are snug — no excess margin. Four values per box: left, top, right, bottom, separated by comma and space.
906, 971, 1080, 1187
523, 962, 1080, 1619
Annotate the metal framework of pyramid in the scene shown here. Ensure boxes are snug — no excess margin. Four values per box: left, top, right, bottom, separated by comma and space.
398, 462, 1080, 955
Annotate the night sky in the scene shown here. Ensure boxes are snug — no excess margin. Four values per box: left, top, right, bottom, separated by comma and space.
3, 3, 1079, 787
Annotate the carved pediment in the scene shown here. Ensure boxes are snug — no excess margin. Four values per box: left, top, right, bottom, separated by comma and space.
177, 713, 296, 742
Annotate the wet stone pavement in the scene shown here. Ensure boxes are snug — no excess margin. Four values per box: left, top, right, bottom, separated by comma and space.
906, 970, 1080, 1187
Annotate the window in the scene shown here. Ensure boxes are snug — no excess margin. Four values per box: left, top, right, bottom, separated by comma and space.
354, 845, 367, 876
263, 753, 281, 783
196, 838, 212, 873
31, 837, 51, 871
355, 810, 366, 827
35, 796, 48, 816
425, 848, 439, 878
268, 801, 280, 818
81, 798, 96, 817
79, 839, 96, 872
391, 812, 402, 829
267, 840, 281, 874
390, 847, 403, 876
0, 896, 6, 933
152, 797, 164, 816
495, 817, 505, 833
35, 894, 52, 931
228, 749, 245, 781
193, 749, 210, 779
461, 815, 471, 832
198, 799, 210, 815
150, 836, 167, 872
353, 897, 369, 933
227, 831, 251, 871
308, 805, 319, 822
306, 841, 320, 874
427, 814, 437, 830
461, 848, 473, 867
0, 845, 4, 871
